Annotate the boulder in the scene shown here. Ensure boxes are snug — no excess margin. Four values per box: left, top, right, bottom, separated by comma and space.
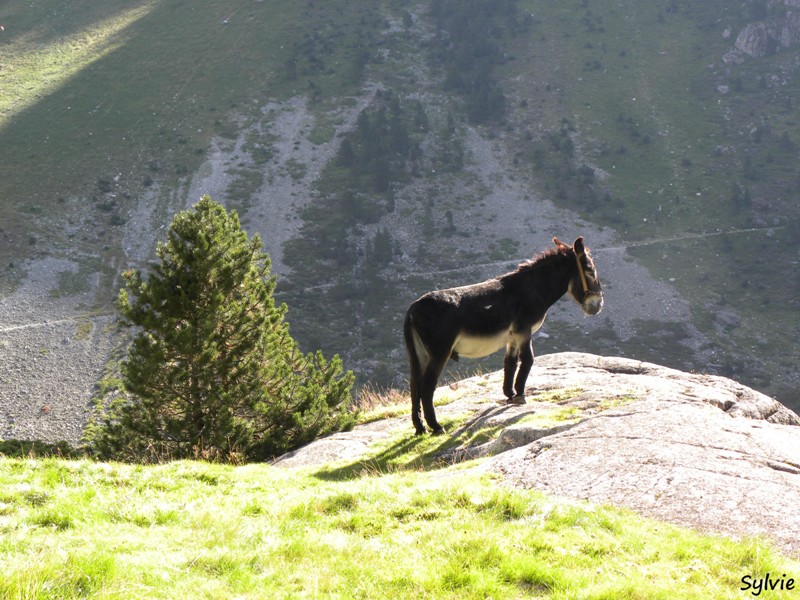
734, 5, 800, 57
275, 352, 800, 556
485, 353, 800, 557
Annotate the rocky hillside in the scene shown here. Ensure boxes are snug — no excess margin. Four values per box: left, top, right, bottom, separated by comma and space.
1, 0, 800, 445
276, 352, 800, 558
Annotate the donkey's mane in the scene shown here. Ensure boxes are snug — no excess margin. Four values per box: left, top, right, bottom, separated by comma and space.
513, 246, 569, 274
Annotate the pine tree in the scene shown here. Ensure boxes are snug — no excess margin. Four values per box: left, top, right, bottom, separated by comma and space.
88, 196, 354, 462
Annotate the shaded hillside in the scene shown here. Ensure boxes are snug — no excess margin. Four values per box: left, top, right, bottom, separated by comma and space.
0, 0, 799, 439
498, 0, 800, 403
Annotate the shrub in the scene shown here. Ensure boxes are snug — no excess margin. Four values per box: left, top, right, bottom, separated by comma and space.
86, 196, 355, 462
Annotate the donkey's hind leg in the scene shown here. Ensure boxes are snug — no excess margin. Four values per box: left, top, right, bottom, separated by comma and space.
405, 312, 429, 435
419, 356, 448, 435
503, 344, 518, 399
410, 377, 425, 436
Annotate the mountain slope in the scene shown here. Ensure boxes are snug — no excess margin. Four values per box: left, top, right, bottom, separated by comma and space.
1, 0, 799, 444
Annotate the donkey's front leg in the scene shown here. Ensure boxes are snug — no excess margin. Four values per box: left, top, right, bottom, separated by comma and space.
512, 338, 534, 402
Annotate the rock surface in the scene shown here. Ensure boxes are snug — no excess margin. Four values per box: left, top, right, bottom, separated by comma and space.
276, 352, 800, 557
734, 2, 800, 57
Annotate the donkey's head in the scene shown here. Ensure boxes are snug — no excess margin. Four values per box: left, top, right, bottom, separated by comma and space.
555, 236, 604, 315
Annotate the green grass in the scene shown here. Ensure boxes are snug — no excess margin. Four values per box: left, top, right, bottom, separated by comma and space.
0, 455, 797, 599
507, 0, 737, 229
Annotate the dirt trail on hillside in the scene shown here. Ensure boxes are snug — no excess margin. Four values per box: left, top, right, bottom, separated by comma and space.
183, 86, 703, 348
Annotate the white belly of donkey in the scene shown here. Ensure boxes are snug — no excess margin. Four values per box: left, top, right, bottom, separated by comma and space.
452, 329, 511, 358
452, 317, 545, 359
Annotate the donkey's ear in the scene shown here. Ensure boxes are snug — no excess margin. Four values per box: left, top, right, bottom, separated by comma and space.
553, 237, 569, 251
573, 236, 586, 256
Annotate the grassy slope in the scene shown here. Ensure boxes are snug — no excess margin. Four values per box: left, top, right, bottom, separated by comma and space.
2, 429, 799, 599
0, 0, 362, 276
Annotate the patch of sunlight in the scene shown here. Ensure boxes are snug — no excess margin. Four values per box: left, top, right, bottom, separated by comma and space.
0, 3, 156, 125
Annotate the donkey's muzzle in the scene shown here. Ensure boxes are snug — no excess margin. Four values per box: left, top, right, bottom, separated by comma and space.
582, 292, 604, 315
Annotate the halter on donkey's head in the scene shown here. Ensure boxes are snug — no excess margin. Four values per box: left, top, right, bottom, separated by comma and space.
553, 236, 604, 314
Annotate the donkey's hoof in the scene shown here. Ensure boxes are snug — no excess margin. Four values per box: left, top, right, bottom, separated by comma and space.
510, 395, 526, 405
414, 427, 427, 436
431, 426, 446, 436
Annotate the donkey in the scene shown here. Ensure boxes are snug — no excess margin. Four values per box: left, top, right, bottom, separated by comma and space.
403, 237, 603, 435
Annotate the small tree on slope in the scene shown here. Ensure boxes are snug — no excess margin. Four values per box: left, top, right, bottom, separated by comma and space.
89, 196, 354, 462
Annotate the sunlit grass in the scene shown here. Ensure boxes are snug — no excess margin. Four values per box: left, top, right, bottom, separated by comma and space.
0, 457, 797, 599
0, 3, 156, 125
